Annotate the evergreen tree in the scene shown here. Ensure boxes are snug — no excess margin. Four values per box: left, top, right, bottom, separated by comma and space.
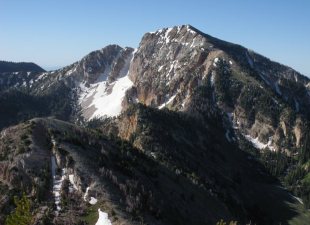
5, 193, 32, 225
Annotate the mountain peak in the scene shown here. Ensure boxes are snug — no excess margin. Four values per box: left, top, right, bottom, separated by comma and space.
1, 24, 310, 225
148, 24, 198, 36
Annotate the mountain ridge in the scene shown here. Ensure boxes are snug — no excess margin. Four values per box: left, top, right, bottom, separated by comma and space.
0, 60, 45, 73
0, 25, 310, 225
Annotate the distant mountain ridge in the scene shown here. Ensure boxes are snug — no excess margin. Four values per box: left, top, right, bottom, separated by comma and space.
0, 60, 45, 73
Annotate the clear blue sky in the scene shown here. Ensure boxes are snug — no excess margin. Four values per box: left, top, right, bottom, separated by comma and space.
1, 0, 309, 76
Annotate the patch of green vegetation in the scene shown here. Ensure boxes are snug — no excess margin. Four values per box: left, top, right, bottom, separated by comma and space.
81, 204, 100, 225
5, 193, 32, 225
287, 200, 310, 225
302, 172, 310, 184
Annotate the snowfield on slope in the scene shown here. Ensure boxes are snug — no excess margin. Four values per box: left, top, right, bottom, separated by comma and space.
87, 75, 133, 120
51, 156, 66, 212
244, 135, 275, 151
158, 94, 177, 109
79, 51, 135, 120
95, 209, 112, 225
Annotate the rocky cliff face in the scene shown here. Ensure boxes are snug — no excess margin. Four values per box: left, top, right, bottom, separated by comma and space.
124, 25, 310, 153
128, 25, 210, 108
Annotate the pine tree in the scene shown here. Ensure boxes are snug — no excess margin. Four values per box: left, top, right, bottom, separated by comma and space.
5, 193, 32, 225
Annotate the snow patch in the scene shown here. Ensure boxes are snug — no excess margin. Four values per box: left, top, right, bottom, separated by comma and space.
83, 186, 98, 205
95, 209, 112, 225
275, 82, 282, 95
210, 71, 216, 87
150, 152, 157, 159
79, 50, 135, 120
177, 26, 181, 33
168, 63, 174, 74
51, 156, 66, 212
164, 28, 173, 44
89, 75, 133, 119
245, 135, 265, 149
189, 37, 197, 48
244, 135, 275, 151
181, 99, 187, 109
84, 187, 90, 201
294, 74, 298, 82
158, 94, 177, 109
89, 197, 98, 205
186, 25, 196, 34
226, 112, 239, 129
65, 66, 77, 76
213, 58, 219, 67
68, 174, 78, 190
36, 72, 48, 82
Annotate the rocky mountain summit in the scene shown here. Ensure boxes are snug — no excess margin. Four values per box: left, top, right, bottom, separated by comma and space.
1, 25, 310, 225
